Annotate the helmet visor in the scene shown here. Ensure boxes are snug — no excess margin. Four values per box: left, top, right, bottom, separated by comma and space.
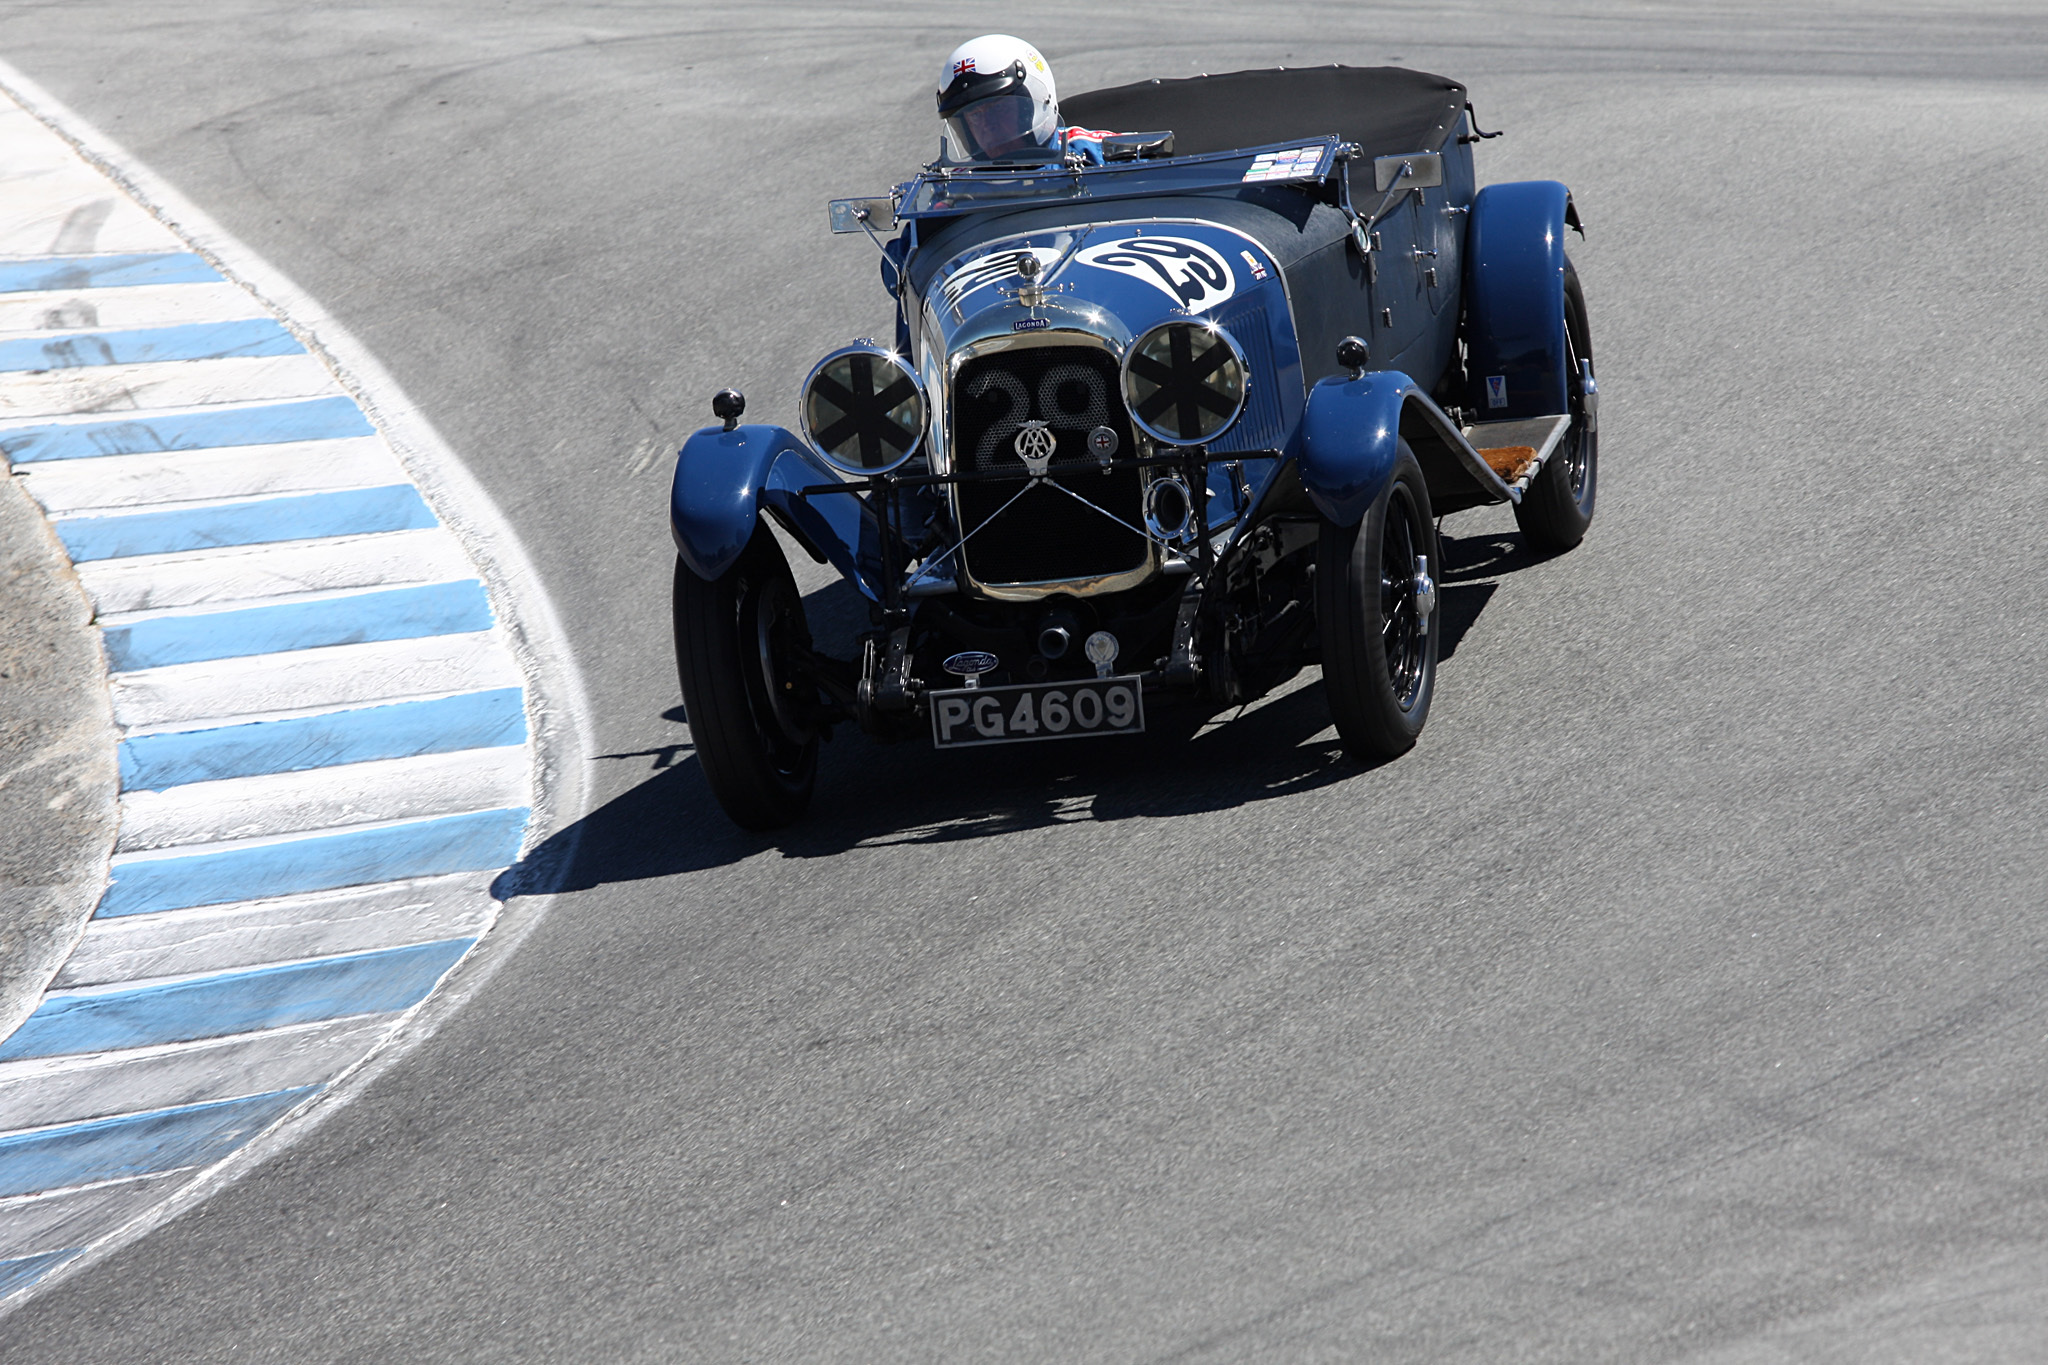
945, 92, 1052, 161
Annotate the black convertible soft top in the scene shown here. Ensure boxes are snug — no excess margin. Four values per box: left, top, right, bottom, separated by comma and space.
1061, 66, 1466, 161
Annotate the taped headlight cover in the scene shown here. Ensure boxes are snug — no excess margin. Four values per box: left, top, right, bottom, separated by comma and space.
1120, 319, 1248, 446
800, 343, 928, 476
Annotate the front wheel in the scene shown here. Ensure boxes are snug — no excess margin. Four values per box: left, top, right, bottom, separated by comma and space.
1317, 444, 1440, 761
1514, 258, 1598, 551
672, 528, 819, 830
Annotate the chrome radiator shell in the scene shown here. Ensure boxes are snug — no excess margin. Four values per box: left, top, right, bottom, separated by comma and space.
925, 301, 1165, 601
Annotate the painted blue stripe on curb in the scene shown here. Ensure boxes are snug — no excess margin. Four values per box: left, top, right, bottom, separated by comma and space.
0, 252, 221, 294
0, 318, 300, 373
120, 687, 528, 790
0, 940, 474, 1063
0, 396, 375, 463
0, 1088, 319, 1196
103, 578, 493, 671
57, 483, 435, 562
0, 1249, 81, 1296
98, 807, 528, 917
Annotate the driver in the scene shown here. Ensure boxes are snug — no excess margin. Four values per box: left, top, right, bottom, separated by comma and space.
936, 35, 1114, 165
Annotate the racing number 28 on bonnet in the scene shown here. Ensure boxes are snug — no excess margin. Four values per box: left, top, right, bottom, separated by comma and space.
670, 41, 1597, 829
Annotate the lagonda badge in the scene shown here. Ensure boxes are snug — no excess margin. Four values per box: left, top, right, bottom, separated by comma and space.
942, 651, 999, 677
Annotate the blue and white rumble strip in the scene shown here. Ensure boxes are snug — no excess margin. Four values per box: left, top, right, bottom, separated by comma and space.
0, 80, 565, 1304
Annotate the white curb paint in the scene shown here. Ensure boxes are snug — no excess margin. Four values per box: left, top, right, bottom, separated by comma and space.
0, 60, 591, 1312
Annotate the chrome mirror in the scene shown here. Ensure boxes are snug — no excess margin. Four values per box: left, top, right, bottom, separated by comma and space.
828, 197, 897, 235
1374, 152, 1443, 193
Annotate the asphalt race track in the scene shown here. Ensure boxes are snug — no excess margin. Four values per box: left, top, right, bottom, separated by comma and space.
4, 2, 2047, 1359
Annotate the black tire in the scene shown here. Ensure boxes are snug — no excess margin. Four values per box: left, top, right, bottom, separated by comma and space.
1317, 444, 1440, 761
1514, 258, 1598, 551
672, 528, 818, 830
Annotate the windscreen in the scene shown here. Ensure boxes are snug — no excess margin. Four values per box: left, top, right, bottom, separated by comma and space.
902, 137, 1340, 219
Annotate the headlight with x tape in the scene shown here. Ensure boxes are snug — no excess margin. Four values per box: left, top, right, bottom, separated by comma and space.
800, 342, 928, 476
1119, 319, 1249, 446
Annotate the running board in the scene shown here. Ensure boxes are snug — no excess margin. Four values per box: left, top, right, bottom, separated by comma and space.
1462, 415, 1573, 498
1392, 392, 1570, 514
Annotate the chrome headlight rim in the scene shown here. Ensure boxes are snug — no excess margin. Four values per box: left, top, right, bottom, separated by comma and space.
799, 341, 929, 477
1118, 318, 1249, 448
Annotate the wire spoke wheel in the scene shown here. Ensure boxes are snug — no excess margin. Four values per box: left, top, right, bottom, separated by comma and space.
744, 566, 817, 774
1559, 317, 1592, 501
1377, 488, 1429, 708
1513, 256, 1599, 551
674, 528, 820, 829
1317, 442, 1440, 760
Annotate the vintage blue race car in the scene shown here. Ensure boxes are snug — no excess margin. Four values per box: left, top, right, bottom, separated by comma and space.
671, 66, 1597, 828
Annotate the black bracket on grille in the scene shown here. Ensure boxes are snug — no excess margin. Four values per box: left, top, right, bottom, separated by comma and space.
1164, 577, 1205, 685
1160, 442, 1217, 685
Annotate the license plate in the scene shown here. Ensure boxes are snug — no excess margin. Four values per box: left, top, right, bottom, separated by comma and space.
929, 676, 1145, 748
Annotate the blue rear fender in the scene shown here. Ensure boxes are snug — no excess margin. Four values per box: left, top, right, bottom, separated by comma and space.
669, 424, 875, 597
1464, 179, 1579, 421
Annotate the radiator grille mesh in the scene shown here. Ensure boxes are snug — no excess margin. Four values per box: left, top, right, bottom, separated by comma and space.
951, 345, 1147, 586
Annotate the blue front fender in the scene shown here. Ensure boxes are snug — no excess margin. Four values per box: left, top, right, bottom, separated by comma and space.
669, 424, 873, 596
1301, 371, 1512, 522
1299, 370, 1418, 526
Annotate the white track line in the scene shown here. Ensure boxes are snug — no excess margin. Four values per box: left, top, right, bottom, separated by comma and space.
117, 748, 532, 852
107, 631, 522, 731
77, 528, 474, 615
0, 1017, 403, 1133
0, 354, 340, 420
0, 281, 266, 335
57, 874, 500, 989
22, 436, 403, 513
0, 1174, 194, 1261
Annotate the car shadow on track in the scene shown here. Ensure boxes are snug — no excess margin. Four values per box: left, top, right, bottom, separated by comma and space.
493, 527, 1537, 894
1435, 526, 1553, 659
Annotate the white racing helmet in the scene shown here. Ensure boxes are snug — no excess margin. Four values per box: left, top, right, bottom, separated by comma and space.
936, 35, 1059, 163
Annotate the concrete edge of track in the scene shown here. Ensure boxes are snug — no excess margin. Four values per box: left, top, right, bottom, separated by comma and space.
0, 56, 594, 1314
